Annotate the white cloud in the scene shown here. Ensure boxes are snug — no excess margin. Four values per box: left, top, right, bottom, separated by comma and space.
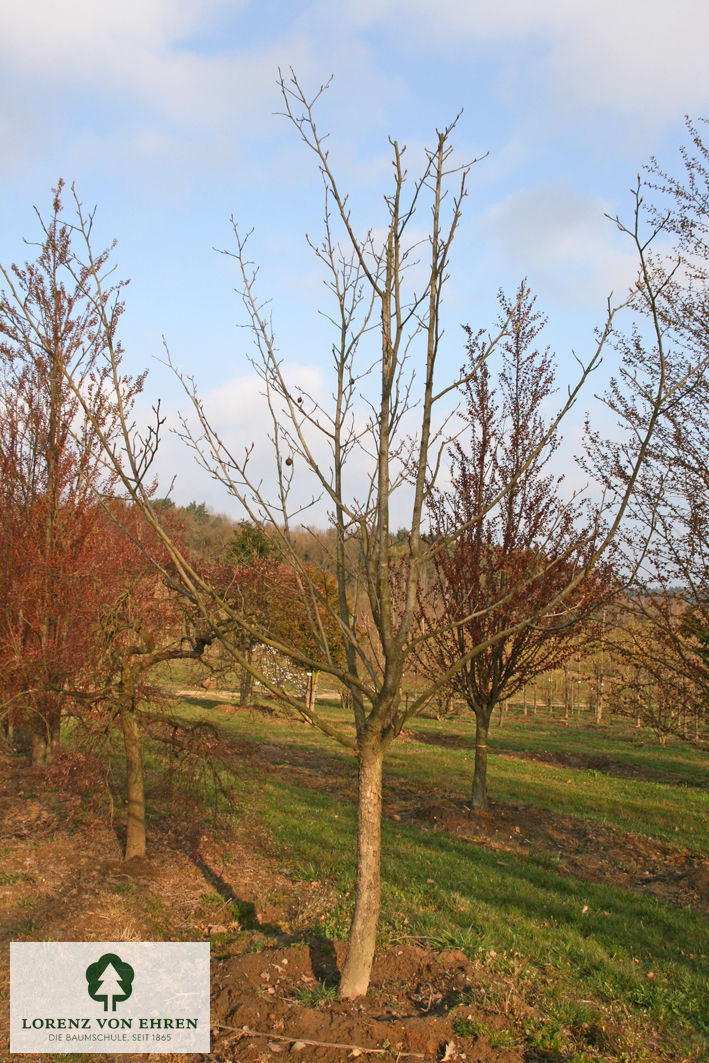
333, 0, 709, 122
0, 1, 314, 133
155, 362, 345, 521
481, 183, 639, 306
154, 352, 434, 528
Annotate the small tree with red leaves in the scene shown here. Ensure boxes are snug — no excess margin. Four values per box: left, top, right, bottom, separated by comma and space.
421, 285, 613, 809
0, 184, 144, 764
81, 504, 219, 860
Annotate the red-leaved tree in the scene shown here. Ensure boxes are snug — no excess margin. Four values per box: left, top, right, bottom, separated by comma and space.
420, 285, 613, 808
0, 184, 144, 763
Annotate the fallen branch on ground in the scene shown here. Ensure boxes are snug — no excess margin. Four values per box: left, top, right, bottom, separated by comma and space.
215, 1022, 426, 1058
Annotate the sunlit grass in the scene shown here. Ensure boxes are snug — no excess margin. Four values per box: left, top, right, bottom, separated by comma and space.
99, 681, 709, 1060
249, 773, 708, 1052
172, 697, 709, 852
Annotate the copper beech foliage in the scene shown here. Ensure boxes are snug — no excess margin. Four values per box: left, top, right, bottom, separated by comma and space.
0, 186, 225, 862
416, 286, 615, 808
0, 183, 145, 764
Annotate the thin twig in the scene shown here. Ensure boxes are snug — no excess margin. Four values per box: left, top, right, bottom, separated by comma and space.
215, 1022, 426, 1058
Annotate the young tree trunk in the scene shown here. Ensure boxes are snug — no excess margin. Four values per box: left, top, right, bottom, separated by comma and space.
31, 727, 49, 767
30, 694, 60, 766
238, 639, 254, 706
49, 703, 61, 754
339, 739, 384, 999
306, 670, 320, 713
471, 712, 490, 811
120, 703, 146, 860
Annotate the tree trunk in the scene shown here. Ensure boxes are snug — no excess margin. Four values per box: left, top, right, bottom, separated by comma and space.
306, 670, 319, 713
239, 664, 253, 706
31, 728, 49, 767
239, 639, 254, 706
49, 704, 61, 754
30, 694, 60, 766
471, 713, 490, 811
339, 740, 384, 999
120, 703, 146, 860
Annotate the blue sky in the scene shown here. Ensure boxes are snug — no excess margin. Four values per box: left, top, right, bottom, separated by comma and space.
2, 1, 708, 522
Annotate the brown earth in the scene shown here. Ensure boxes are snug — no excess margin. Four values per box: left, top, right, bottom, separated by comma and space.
403, 797, 709, 912
212, 943, 526, 1063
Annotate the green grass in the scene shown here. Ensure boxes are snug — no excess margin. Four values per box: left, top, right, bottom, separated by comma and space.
486, 712, 709, 787
453, 1017, 518, 1049
172, 697, 709, 853
291, 981, 338, 1006
0, 870, 34, 885
249, 773, 708, 1055
127, 687, 709, 1059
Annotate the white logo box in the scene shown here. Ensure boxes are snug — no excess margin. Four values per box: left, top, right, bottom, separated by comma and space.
10, 942, 210, 1054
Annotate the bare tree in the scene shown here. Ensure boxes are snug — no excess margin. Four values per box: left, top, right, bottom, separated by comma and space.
48, 73, 690, 998
590, 120, 709, 746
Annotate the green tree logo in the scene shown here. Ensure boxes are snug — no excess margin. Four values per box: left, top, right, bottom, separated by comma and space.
85, 953, 134, 1011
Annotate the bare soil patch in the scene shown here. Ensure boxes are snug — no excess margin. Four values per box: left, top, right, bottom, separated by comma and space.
398, 795, 709, 914
212, 943, 526, 1063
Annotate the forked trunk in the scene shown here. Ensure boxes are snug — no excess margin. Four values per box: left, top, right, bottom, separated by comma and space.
339, 741, 384, 999
120, 703, 146, 860
471, 712, 490, 811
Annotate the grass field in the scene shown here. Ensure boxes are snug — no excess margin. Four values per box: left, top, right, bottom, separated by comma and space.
147, 679, 709, 1062
3, 671, 707, 1063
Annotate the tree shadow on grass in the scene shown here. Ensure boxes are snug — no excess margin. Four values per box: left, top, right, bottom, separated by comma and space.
308, 935, 340, 986
192, 851, 342, 983
192, 850, 282, 936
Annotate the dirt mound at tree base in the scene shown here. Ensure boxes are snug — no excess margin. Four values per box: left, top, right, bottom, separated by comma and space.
212, 943, 523, 1062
